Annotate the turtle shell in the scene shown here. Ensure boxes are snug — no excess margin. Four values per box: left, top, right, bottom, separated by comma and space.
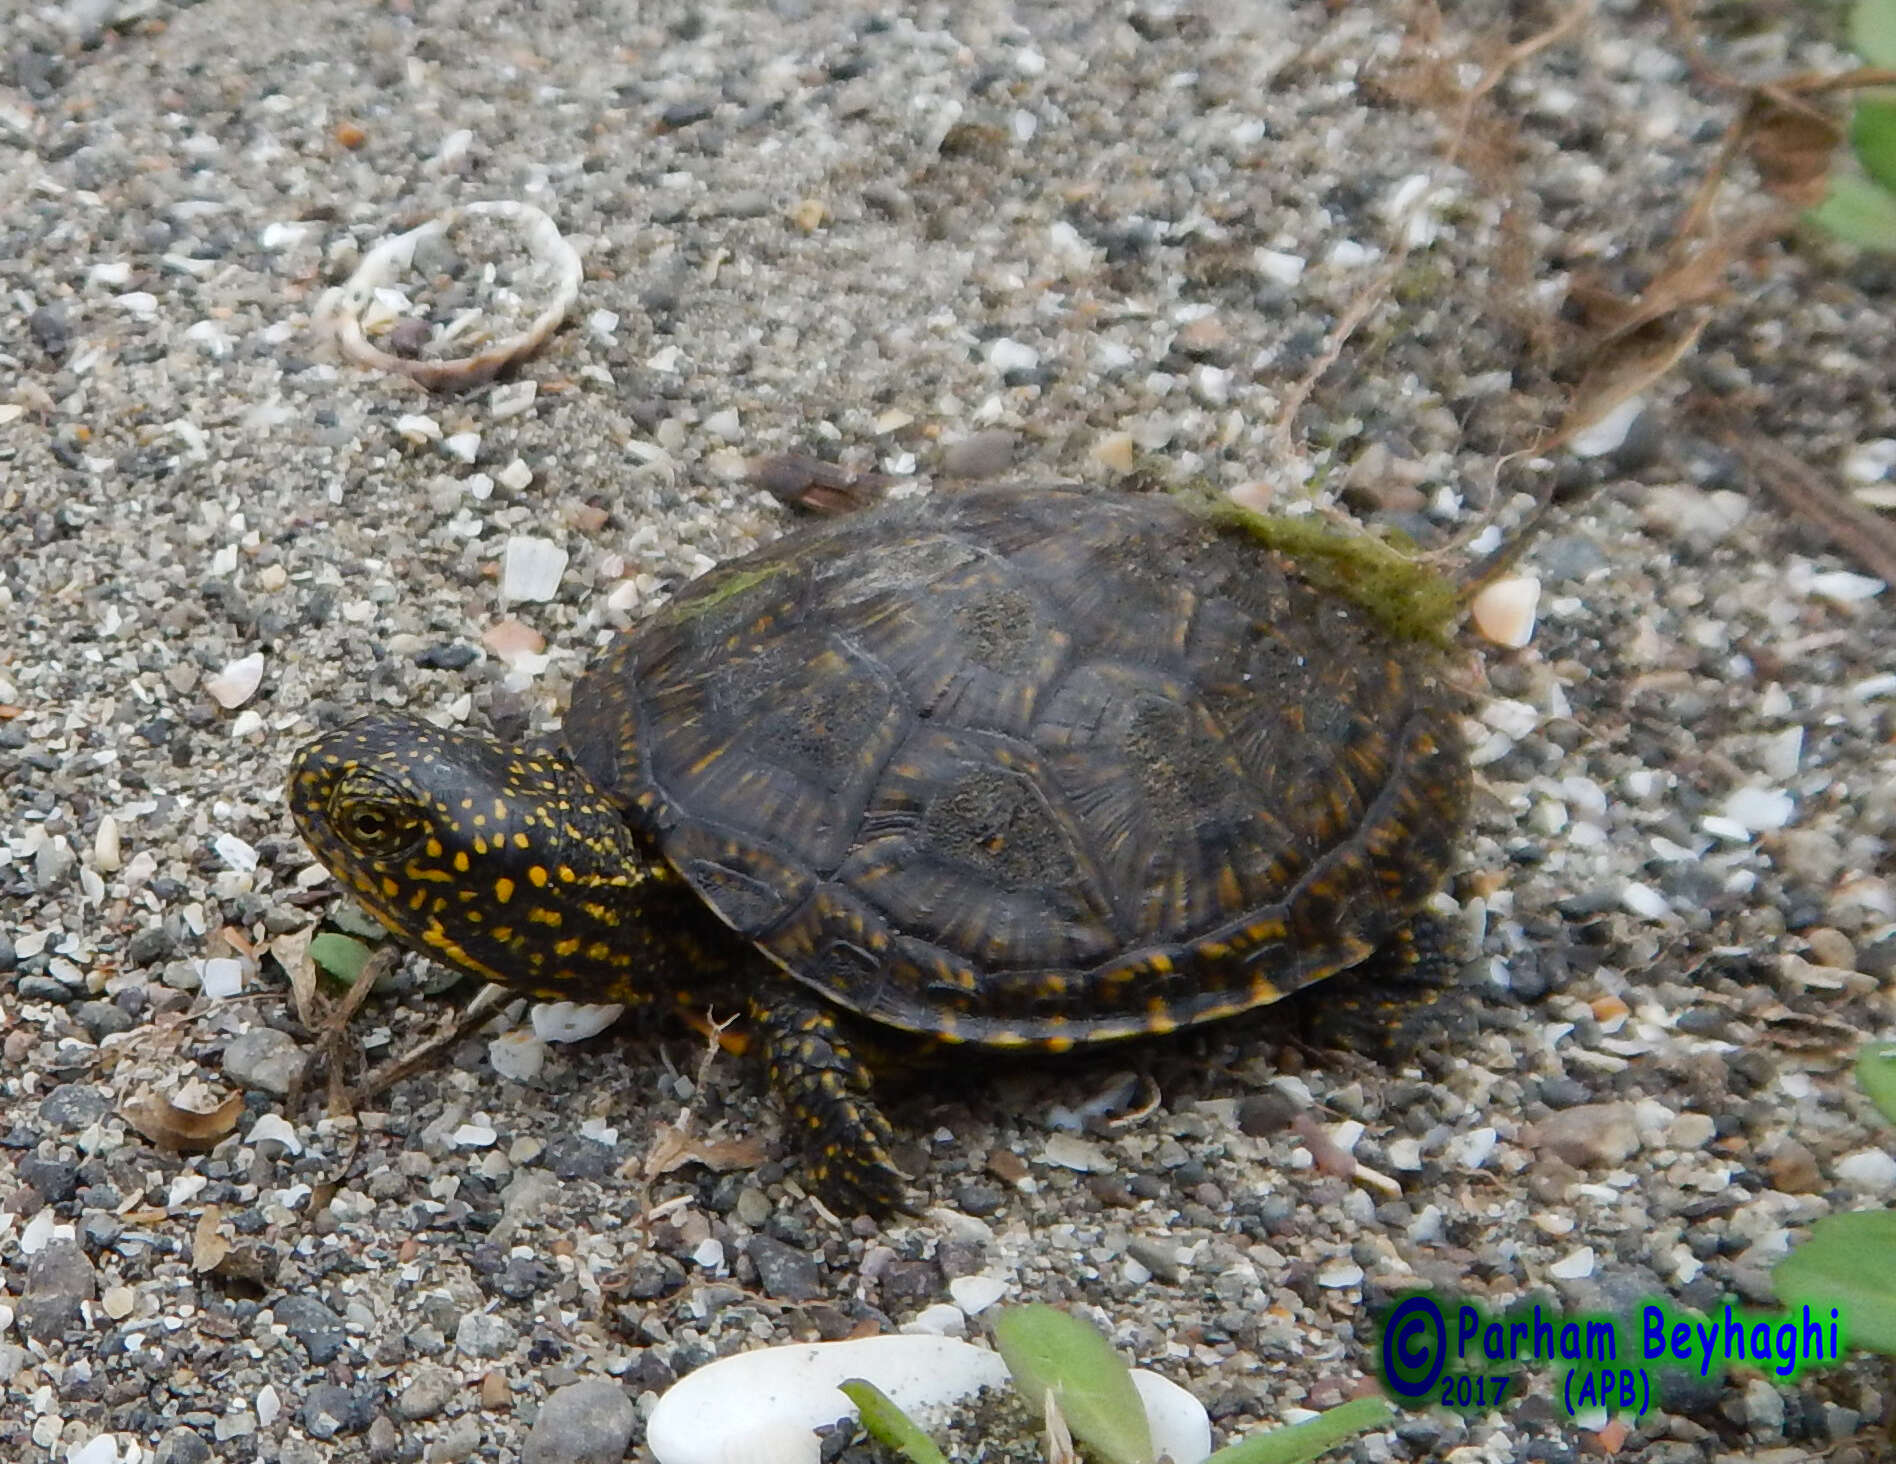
565, 486, 1468, 1048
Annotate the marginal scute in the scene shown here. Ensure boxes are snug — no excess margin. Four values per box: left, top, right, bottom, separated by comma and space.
568, 485, 1469, 1044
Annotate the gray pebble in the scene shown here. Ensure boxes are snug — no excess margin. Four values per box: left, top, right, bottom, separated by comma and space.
275, 1293, 348, 1364
1126, 1235, 1185, 1283
126, 924, 178, 965
454, 1310, 517, 1359
16, 976, 73, 1004
19, 1155, 80, 1203
153, 1429, 212, 1464
424, 1414, 483, 1464
521, 1378, 637, 1464
1743, 1376, 1785, 1435
21, 1239, 97, 1341
397, 1363, 459, 1421
223, 1026, 310, 1096
745, 1234, 824, 1301
301, 1382, 379, 1439
1536, 1102, 1639, 1169
40, 1082, 109, 1130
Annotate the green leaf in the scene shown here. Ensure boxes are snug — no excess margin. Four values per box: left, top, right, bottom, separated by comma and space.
1850, 99, 1896, 193
1807, 172, 1896, 250
1860, 1041, 1896, 1129
1202, 1397, 1396, 1464
1851, 0, 1896, 65
993, 1305, 1154, 1464
1773, 1210, 1896, 1355
838, 1379, 950, 1464
309, 932, 374, 985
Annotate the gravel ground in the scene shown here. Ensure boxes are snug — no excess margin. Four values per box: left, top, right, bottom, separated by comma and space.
4, 1, 1896, 1462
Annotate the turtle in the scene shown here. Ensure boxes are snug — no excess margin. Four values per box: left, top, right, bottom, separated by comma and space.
288, 485, 1470, 1212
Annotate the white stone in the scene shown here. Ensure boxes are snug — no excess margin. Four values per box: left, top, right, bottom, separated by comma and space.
502, 536, 568, 602
94, 815, 122, 873
1317, 1261, 1364, 1289
1471, 575, 1540, 648
530, 1002, 623, 1042
200, 957, 245, 998
1549, 1246, 1596, 1280
1722, 785, 1793, 833
246, 1114, 302, 1154
704, 407, 741, 440
1808, 570, 1885, 604
452, 1123, 498, 1149
444, 431, 481, 464
204, 652, 265, 708
1620, 882, 1670, 920
490, 381, 538, 419
1041, 1133, 1110, 1172
1836, 1148, 1896, 1192
947, 1274, 1007, 1315
214, 833, 258, 873
498, 457, 533, 491
902, 1303, 967, 1337
490, 1029, 547, 1081
395, 413, 443, 443
1843, 438, 1896, 483
1253, 248, 1305, 285
985, 337, 1039, 374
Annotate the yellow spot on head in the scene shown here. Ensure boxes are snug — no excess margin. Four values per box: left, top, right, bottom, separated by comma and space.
528, 865, 549, 887
514, 832, 531, 849
380, 876, 400, 898
453, 851, 470, 873
425, 837, 443, 858
495, 877, 515, 904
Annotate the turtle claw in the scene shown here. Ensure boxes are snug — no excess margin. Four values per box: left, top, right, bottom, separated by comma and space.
751, 988, 913, 1216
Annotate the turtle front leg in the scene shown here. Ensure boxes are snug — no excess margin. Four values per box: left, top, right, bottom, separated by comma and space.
749, 985, 910, 1215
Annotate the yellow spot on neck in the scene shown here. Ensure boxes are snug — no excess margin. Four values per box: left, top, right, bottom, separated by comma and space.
528, 865, 549, 887
494, 877, 515, 904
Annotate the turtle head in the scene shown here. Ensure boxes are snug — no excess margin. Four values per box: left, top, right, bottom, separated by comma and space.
289, 712, 689, 1004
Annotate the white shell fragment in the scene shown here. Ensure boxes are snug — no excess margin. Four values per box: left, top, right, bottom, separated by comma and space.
204, 652, 265, 708
1131, 1369, 1213, 1464
529, 1001, 624, 1043
1470, 575, 1540, 648
947, 1274, 1008, 1315
647, 1335, 1212, 1464
647, 1338, 1007, 1464
501, 536, 568, 603
315, 201, 582, 391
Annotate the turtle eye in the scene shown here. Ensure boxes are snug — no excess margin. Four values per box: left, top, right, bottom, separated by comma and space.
331, 774, 423, 858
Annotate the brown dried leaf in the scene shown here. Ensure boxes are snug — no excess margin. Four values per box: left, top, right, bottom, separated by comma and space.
265, 925, 318, 1028
645, 1123, 768, 1178
192, 1204, 230, 1274
121, 1088, 245, 1151
1556, 316, 1708, 450
746, 453, 891, 515
1745, 91, 1842, 205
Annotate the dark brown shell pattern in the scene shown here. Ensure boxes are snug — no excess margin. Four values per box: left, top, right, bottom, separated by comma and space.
565, 487, 1469, 1049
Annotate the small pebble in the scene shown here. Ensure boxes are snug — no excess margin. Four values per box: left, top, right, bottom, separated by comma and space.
204, 653, 264, 709
502, 537, 568, 603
